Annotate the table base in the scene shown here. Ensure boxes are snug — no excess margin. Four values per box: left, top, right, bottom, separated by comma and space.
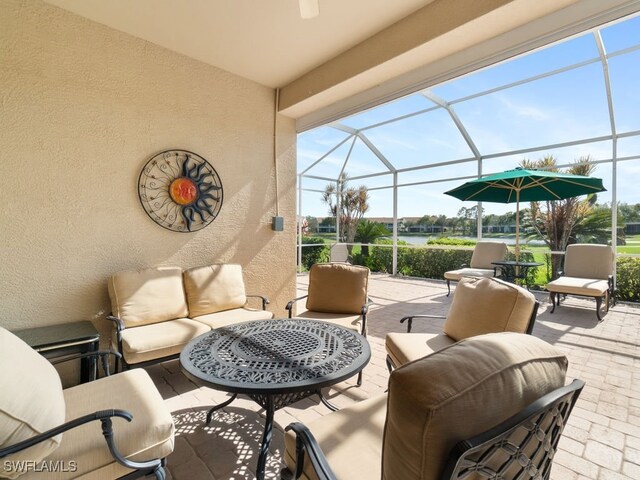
204, 389, 338, 480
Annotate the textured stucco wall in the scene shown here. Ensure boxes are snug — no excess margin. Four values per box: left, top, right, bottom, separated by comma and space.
0, 1, 297, 347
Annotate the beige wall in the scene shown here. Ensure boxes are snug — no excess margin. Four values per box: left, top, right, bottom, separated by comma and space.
0, 1, 297, 347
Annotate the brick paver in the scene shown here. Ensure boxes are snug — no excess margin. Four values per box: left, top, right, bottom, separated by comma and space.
147, 274, 640, 479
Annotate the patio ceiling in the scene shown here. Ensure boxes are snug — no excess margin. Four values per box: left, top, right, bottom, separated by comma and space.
42, 0, 640, 123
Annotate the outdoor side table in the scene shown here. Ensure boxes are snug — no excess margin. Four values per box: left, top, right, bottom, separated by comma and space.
492, 260, 543, 288
180, 318, 371, 480
13, 320, 100, 383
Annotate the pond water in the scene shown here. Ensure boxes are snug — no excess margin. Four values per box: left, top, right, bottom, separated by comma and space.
395, 235, 546, 246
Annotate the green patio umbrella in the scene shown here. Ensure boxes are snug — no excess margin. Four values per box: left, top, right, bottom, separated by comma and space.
444, 167, 606, 260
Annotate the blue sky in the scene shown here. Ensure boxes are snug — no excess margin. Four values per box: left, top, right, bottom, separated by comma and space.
297, 13, 640, 219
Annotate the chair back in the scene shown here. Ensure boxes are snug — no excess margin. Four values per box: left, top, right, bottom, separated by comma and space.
183, 264, 247, 316
563, 244, 614, 280
441, 379, 584, 480
382, 332, 568, 480
108, 266, 188, 327
442, 277, 537, 341
306, 263, 369, 314
0, 327, 66, 478
469, 241, 507, 269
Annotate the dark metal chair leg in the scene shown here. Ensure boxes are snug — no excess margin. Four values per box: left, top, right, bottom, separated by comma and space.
549, 292, 557, 314
596, 296, 603, 322
446, 280, 451, 296
385, 355, 395, 374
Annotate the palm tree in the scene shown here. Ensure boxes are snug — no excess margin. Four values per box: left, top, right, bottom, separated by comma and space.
521, 155, 602, 278
322, 173, 370, 253
355, 220, 389, 256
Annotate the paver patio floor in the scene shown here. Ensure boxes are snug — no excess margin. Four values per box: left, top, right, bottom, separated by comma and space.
146, 274, 640, 479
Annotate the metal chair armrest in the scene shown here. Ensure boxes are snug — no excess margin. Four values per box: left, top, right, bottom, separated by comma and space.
50, 350, 122, 377
400, 314, 446, 333
0, 409, 164, 476
106, 315, 126, 332
283, 422, 337, 480
361, 297, 373, 316
286, 295, 309, 318
247, 294, 270, 310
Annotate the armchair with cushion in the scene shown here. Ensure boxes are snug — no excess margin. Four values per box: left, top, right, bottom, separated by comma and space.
385, 276, 539, 371
0, 327, 174, 479
282, 332, 583, 480
286, 263, 370, 335
546, 243, 615, 321
286, 262, 371, 385
443, 241, 507, 296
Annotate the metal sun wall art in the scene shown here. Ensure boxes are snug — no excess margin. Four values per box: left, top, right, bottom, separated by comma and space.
138, 150, 223, 232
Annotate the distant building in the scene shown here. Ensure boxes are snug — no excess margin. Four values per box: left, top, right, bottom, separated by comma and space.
625, 222, 640, 234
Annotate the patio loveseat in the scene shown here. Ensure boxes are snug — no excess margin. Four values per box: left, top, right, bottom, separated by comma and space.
107, 263, 273, 369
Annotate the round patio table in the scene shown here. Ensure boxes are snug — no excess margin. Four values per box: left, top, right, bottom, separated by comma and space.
180, 318, 371, 480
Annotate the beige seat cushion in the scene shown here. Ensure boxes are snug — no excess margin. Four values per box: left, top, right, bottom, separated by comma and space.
20, 369, 175, 480
306, 263, 369, 314
293, 311, 363, 332
382, 332, 568, 480
117, 318, 209, 364
108, 266, 188, 327
443, 277, 536, 341
469, 241, 508, 269
546, 276, 610, 296
443, 267, 495, 281
192, 307, 274, 329
284, 394, 387, 480
564, 244, 614, 279
0, 327, 66, 479
183, 264, 248, 317
385, 332, 455, 367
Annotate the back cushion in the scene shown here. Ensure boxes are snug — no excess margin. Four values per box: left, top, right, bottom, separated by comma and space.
469, 241, 507, 269
443, 277, 535, 341
0, 327, 66, 479
184, 264, 247, 317
382, 332, 568, 480
108, 266, 188, 327
564, 244, 614, 279
306, 263, 369, 314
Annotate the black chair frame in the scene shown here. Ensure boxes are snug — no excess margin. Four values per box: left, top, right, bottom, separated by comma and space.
281, 379, 584, 480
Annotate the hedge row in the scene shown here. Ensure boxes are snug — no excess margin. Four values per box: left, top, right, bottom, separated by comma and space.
299, 239, 640, 302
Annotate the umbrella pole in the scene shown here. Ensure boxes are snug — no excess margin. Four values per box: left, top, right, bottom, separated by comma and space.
515, 190, 520, 278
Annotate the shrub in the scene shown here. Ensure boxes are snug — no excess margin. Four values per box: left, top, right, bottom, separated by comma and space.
299, 236, 329, 271
426, 237, 476, 247
616, 257, 640, 302
401, 247, 473, 278
367, 240, 474, 278
504, 251, 540, 288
